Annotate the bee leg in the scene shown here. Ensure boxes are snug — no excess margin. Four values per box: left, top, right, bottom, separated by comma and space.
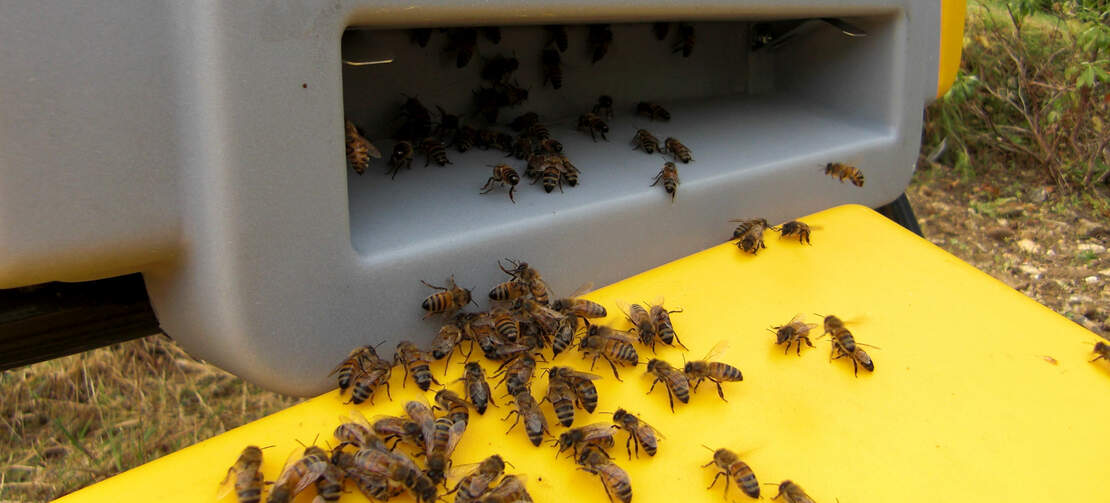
604, 356, 622, 382
714, 381, 728, 402
508, 185, 516, 203
382, 382, 392, 401
420, 280, 448, 291
852, 358, 859, 377
803, 336, 815, 348
503, 411, 521, 433
480, 177, 498, 193
589, 353, 601, 371
707, 471, 728, 493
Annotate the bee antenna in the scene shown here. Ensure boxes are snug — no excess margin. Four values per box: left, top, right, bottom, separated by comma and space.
504, 459, 517, 469
259, 445, 276, 450
812, 313, 825, 318
701, 444, 715, 452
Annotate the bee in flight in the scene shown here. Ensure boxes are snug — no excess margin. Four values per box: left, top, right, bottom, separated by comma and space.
593, 95, 614, 120
778, 220, 812, 244
770, 315, 818, 355
611, 408, 661, 458
651, 162, 680, 201
217, 445, 264, 503
684, 341, 744, 401
344, 120, 381, 175
420, 275, 474, 318
663, 137, 692, 163
703, 446, 760, 499
577, 113, 610, 141
824, 162, 865, 187
387, 140, 414, 179
631, 128, 660, 154
481, 164, 520, 203
770, 479, 817, 503
645, 358, 691, 412
637, 102, 671, 121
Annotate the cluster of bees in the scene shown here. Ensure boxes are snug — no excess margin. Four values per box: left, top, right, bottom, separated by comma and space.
728, 218, 813, 255
342, 22, 708, 205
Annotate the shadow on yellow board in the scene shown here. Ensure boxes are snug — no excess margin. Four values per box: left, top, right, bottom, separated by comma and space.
59, 204, 1110, 503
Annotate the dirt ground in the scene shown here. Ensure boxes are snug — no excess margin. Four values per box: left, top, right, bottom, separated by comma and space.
907, 164, 1110, 337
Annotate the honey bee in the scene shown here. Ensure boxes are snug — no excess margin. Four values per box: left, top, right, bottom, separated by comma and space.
481, 55, 519, 83
651, 162, 680, 201
550, 367, 601, 412
473, 88, 502, 124
552, 284, 608, 322
489, 279, 529, 303
779, 220, 811, 244
266, 446, 329, 503
673, 23, 695, 57
578, 113, 609, 141
395, 341, 440, 391
404, 400, 438, 450
533, 162, 563, 193
636, 102, 670, 121
217, 445, 264, 503
481, 474, 533, 503
476, 129, 500, 150
343, 349, 393, 406
399, 95, 433, 129
433, 105, 460, 142
824, 162, 865, 187
510, 112, 539, 132
410, 29, 432, 48
543, 374, 578, 427
430, 323, 469, 369
770, 314, 817, 355
541, 48, 563, 89
315, 461, 345, 502
539, 138, 563, 154
369, 415, 425, 450
576, 445, 632, 503
421, 136, 452, 167
550, 315, 579, 357
545, 24, 568, 52
484, 338, 534, 362
450, 454, 506, 503
556, 155, 580, 187
587, 24, 614, 63
500, 259, 551, 305
611, 408, 660, 458
421, 275, 473, 318
425, 416, 467, 484
1091, 341, 1110, 363
495, 354, 537, 397
351, 445, 437, 503
832, 341, 876, 376
345, 120, 382, 175
458, 361, 495, 414
387, 140, 414, 179
455, 125, 478, 153
334, 450, 405, 502
631, 129, 660, 154
645, 358, 691, 411
445, 28, 478, 68
684, 341, 744, 401
489, 307, 521, 342
464, 313, 504, 358
333, 410, 378, 450
663, 137, 692, 163
646, 300, 685, 349
494, 82, 529, 108
481, 164, 520, 203
580, 325, 640, 380
818, 314, 855, 352
524, 122, 551, 140
652, 22, 670, 40
495, 132, 516, 153
730, 218, 775, 254
510, 135, 533, 160
330, 345, 376, 392
771, 480, 816, 503
618, 301, 657, 350
504, 390, 550, 446
435, 389, 472, 426
555, 423, 615, 457
480, 26, 502, 44
703, 447, 759, 499
593, 95, 614, 120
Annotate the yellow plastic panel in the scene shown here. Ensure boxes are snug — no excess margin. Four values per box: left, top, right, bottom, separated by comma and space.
59, 204, 1109, 503
937, 0, 967, 98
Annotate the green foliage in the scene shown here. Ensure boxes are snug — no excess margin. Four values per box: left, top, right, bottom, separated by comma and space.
922, 0, 1110, 192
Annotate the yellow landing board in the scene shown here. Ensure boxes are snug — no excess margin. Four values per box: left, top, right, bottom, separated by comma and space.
59, 204, 1109, 503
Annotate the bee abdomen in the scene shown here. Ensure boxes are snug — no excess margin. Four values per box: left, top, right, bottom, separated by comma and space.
673, 382, 691, 403
411, 365, 434, 390
422, 292, 450, 313
709, 362, 743, 381
555, 402, 575, 427
615, 343, 639, 364
735, 463, 760, 498
576, 385, 598, 412
237, 488, 262, 503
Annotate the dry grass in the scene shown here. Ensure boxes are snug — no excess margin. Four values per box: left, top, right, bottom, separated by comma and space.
0, 335, 300, 502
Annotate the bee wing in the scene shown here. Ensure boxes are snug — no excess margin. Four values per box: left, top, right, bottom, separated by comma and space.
345, 409, 374, 428
614, 299, 633, 318
786, 313, 807, 326
291, 458, 328, 495
648, 295, 665, 307
568, 282, 596, 298
272, 446, 305, 487
215, 464, 237, 499
365, 140, 383, 159
444, 419, 468, 457
603, 328, 639, 344
701, 340, 731, 362
565, 369, 603, 381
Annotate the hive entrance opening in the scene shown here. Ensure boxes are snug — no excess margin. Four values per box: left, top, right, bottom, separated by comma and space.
342, 18, 896, 258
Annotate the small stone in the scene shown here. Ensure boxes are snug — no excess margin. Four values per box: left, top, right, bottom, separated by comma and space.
1046, 249, 1056, 257
1017, 239, 1041, 254
1032, 186, 1049, 203
1078, 218, 1110, 238
1100, 268, 1110, 276
986, 227, 1014, 241
1085, 275, 1100, 285
1078, 243, 1106, 254
1067, 295, 1091, 305
997, 218, 1009, 227
1019, 264, 1045, 277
